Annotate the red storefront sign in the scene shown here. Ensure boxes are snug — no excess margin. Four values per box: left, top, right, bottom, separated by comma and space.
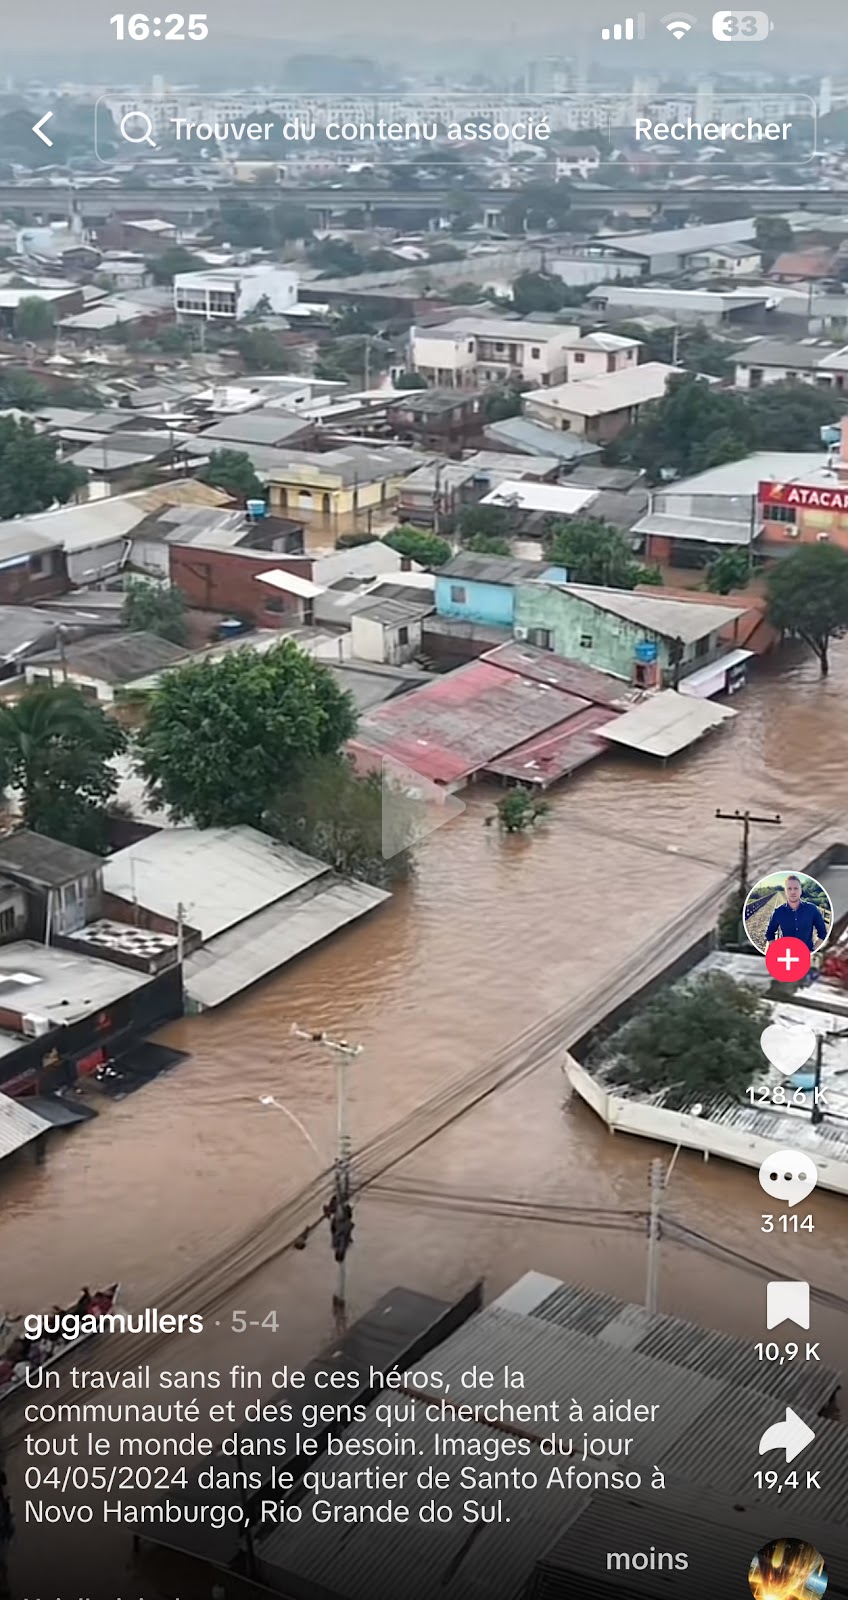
758, 480, 848, 511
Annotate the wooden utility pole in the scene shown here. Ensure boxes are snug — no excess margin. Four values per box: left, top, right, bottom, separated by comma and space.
715, 808, 782, 910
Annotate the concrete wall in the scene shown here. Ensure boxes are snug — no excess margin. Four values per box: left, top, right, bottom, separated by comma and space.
435, 575, 516, 628
351, 611, 422, 664
550, 255, 644, 287
66, 541, 128, 587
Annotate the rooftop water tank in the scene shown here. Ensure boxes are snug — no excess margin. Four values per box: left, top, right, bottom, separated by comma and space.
634, 640, 658, 663
246, 498, 267, 519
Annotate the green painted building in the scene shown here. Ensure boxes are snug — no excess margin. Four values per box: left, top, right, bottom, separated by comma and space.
514, 583, 745, 687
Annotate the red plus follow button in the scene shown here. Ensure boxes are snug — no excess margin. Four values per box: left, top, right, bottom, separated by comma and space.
765, 936, 811, 984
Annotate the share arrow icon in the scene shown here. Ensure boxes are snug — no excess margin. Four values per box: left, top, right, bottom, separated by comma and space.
758, 1407, 816, 1464
32, 113, 54, 147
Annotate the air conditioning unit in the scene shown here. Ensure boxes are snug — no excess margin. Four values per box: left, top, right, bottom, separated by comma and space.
514, 626, 529, 640
817, 530, 830, 541
22, 1013, 51, 1037
785, 527, 800, 537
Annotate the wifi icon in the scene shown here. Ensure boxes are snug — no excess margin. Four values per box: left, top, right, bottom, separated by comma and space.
661, 10, 697, 35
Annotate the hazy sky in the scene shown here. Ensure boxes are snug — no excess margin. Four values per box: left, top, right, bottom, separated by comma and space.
4, 0, 847, 73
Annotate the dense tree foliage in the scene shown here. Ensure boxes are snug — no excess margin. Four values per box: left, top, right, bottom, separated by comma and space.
603, 972, 766, 1110
198, 449, 264, 503
0, 417, 85, 518
754, 215, 793, 269
149, 247, 207, 284
610, 374, 848, 483
547, 517, 659, 588
767, 543, 848, 676
457, 505, 512, 545
138, 642, 358, 826
121, 579, 189, 645
0, 686, 125, 854
384, 527, 451, 568
706, 549, 751, 594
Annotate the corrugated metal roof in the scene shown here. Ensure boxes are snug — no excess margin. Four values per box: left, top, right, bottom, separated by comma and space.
184, 874, 388, 1008
255, 1291, 847, 1600
103, 826, 330, 942
633, 512, 751, 547
559, 586, 745, 643
257, 1408, 580, 1600
0, 1093, 51, 1162
597, 690, 736, 758
483, 417, 602, 462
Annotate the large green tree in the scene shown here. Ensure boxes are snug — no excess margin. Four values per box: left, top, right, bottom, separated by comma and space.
767, 543, 848, 677
608, 374, 754, 482
384, 527, 451, 568
0, 416, 85, 518
744, 380, 848, 450
149, 246, 207, 284
603, 972, 766, 1110
547, 517, 658, 588
198, 449, 264, 503
0, 686, 125, 854
754, 215, 793, 269
137, 641, 358, 826
706, 549, 750, 595
121, 579, 188, 645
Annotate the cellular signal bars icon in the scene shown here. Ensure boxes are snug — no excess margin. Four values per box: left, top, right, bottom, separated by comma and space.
601, 11, 646, 38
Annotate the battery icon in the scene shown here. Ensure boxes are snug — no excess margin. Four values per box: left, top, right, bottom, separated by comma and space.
712, 10, 773, 39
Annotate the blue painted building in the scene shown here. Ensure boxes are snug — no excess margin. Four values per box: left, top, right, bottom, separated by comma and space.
435, 553, 568, 629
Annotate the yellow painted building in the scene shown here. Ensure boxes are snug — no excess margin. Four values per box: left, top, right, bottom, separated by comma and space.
265, 446, 421, 537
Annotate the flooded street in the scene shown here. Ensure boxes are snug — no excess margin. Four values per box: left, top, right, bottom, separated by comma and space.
2, 642, 848, 1316
4, 638, 848, 1593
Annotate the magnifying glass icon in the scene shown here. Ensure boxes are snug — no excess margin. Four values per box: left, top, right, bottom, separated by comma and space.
120, 111, 157, 147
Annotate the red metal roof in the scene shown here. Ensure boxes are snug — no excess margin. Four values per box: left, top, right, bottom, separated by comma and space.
349, 650, 619, 788
485, 704, 620, 787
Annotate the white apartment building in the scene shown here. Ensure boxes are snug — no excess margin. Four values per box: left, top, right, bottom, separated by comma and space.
409, 318, 580, 389
409, 320, 641, 390
173, 263, 298, 322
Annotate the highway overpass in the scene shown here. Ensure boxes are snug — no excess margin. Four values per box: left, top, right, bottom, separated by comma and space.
1, 183, 846, 221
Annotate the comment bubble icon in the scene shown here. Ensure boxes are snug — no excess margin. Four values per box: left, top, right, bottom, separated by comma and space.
758, 1148, 818, 1207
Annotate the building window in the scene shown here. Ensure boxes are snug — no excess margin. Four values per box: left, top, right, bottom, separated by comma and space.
0, 905, 16, 936
573, 351, 586, 363
768, 505, 797, 524
495, 342, 504, 353
695, 636, 710, 657
579, 633, 593, 648
531, 346, 541, 359
397, 626, 409, 646
450, 584, 467, 603
527, 628, 552, 650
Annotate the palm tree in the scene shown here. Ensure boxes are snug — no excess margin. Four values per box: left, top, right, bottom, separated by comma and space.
0, 685, 105, 828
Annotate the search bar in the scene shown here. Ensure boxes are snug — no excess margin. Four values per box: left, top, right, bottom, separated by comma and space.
119, 110, 157, 147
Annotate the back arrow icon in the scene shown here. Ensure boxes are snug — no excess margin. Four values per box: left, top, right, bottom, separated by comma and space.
33, 113, 54, 147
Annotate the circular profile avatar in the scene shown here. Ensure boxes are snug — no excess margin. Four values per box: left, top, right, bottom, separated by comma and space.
749, 1538, 828, 1600
743, 870, 833, 958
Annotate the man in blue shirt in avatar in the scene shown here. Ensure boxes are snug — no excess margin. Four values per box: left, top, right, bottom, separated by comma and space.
765, 875, 828, 954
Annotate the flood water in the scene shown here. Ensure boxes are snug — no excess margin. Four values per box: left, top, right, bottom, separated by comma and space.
3, 640, 848, 1591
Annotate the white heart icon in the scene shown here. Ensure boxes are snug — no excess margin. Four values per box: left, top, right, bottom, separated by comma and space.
760, 1022, 817, 1077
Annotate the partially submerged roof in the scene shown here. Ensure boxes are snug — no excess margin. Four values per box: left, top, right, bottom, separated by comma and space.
103, 826, 334, 942
597, 688, 736, 758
